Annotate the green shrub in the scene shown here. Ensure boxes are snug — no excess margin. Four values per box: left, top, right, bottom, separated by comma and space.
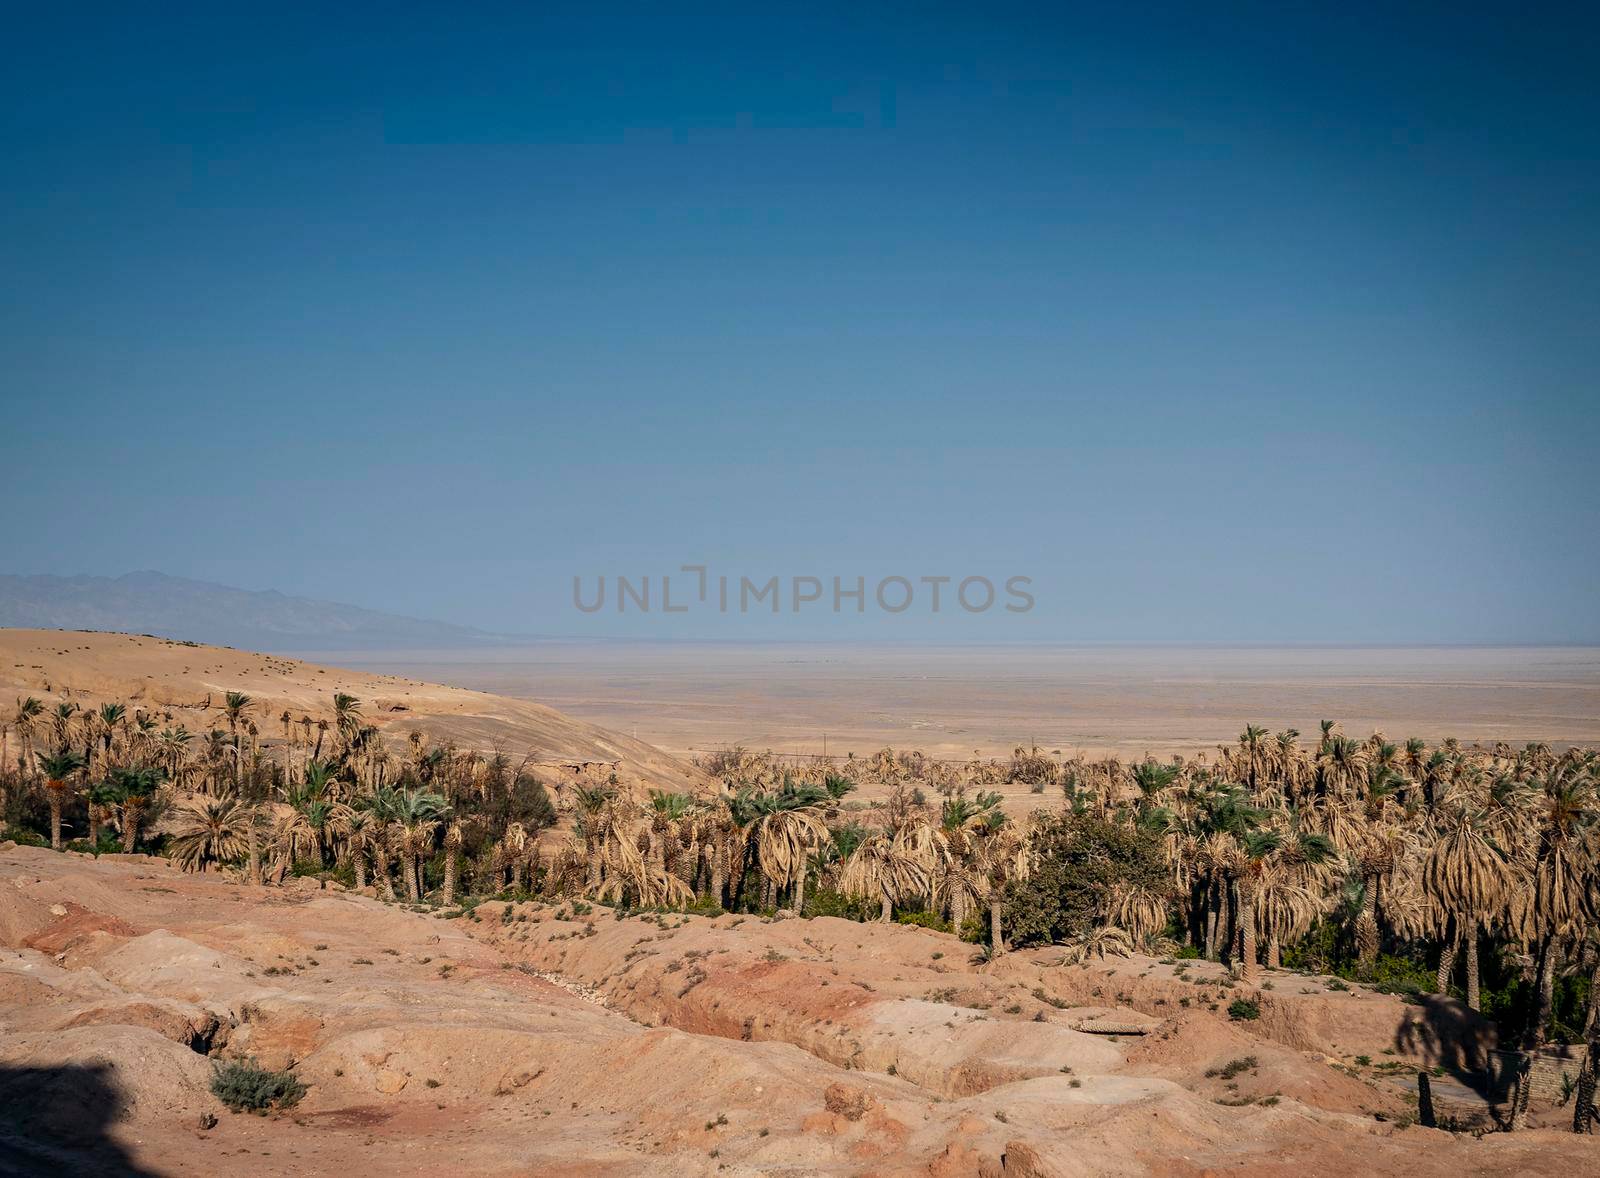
896, 910, 952, 934
1227, 998, 1261, 1021
210, 1059, 307, 1113
1002, 814, 1169, 948
803, 887, 871, 922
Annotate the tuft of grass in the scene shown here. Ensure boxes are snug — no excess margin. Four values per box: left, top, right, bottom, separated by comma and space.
1227, 998, 1261, 1021
1206, 1056, 1258, 1080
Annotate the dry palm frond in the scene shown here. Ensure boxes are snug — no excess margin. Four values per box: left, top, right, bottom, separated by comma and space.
1106, 883, 1170, 947
839, 830, 929, 910
168, 795, 251, 872
1056, 925, 1136, 964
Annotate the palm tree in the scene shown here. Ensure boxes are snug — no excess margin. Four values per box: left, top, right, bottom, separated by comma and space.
356, 787, 403, 900
13, 697, 44, 781
344, 810, 375, 890
36, 749, 87, 849
1233, 829, 1282, 982
107, 765, 165, 853
390, 789, 448, 902
333, 693, 363, 753
441, 817, 467, 904
93, 703, 126, 775
168, 795, 250, 872
732, 781, 831, 911
1424, 805, 1517, 1009
280, 767, 354, 870
1524, 762, 1597, 1046
85, 778, 123, 849
222, 692, 251, 794
49, 702, 79, 750
971, 819, 1028, 952
839, 828, 929, 921
574, 784, 619, 890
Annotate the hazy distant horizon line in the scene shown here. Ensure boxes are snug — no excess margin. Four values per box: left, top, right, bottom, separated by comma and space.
296, 636, 1600, 653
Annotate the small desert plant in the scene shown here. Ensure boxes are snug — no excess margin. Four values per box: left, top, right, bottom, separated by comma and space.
1227, 998, 1261, 1021
210, 1058, 306, 1113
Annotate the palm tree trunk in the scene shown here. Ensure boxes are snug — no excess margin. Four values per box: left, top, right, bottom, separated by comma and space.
374, 843, 396, 901
989, 898, 1005, 953
1530, 935, 1559, 1048
407, 855, 421, 902
1356, 876, 1380, 971
88, 806, 101, 848
443, 844, 458, 905
48, 792, 64, 850
1204, 884, 1219, 960
761, 874, 775, 910
246, 809, 262, 886
1465, 918, 1481, 1010
1215, 885, 1233, 964
793, 869, 807, 915
121, 807, 138, 853
710, 849, 727, 909
1267, 934, 1281, 971
354, 849, 368, 891
1511, 1053, 1533, 1131
1573, 1038, 1597, 1134
1437, 918, 1458, 994
1582, 957, 1600, 1039
880, 891, 893, 922
1239, 880, 1259, 982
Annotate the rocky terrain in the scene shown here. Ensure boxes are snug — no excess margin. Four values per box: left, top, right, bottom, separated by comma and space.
1, 843, 1591, 1176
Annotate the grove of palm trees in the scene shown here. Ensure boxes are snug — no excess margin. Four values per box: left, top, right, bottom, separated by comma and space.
7, 687, 1597, 1061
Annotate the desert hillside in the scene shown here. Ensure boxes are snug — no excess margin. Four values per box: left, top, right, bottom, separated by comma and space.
1, 844, 1592, 1176
0, 629, 700, 795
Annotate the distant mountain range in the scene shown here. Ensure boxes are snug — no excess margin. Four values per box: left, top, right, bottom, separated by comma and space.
0, 571, 512, 651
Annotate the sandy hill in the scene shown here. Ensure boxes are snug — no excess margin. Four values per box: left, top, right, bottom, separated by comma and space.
0, 629, 700, 795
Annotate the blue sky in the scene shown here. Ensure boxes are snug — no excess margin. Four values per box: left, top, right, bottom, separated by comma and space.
3, 2, 1597, 642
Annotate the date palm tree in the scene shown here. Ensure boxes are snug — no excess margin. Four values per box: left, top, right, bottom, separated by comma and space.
93, 703, 126, 776
343, 810, 375, 890
356, 787, 402, 901
13, 697, 44, 781
107, 765, 165, 853
85, 778, 123, 849
1524, 761, 1597, 1046
333, 693, 363, 754
37, 749, 87, 849
839, 828, 929, 921
1424, 805, 1517, 1009
390, 788, 448, 902
441, 817, 469, 904
169, 795, 250, 872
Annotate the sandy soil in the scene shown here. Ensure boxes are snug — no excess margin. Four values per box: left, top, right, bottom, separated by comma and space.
319, 642, 1600, 763
0, 629, 702, 794
3, 843, 1593, 1176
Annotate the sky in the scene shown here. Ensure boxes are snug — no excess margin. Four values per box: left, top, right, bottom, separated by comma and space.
3, 1, 1597, 643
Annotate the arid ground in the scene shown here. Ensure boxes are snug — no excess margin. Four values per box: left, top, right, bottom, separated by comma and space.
323, 643, 1600, 762
3, 842, 1594, 1177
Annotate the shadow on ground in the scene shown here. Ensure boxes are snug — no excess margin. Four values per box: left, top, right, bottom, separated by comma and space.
0, 1062, 159, 1176
1395, 995, 1498, 1071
